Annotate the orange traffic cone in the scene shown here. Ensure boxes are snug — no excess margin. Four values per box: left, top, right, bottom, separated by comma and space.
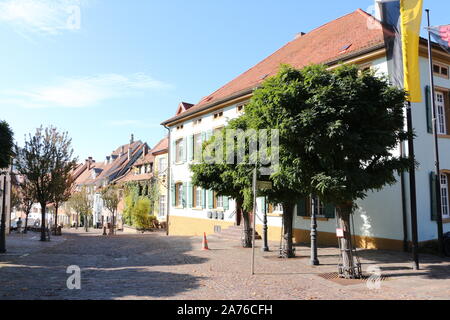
202, 232, 209, 250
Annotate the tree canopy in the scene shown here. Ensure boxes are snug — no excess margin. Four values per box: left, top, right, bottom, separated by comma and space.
0, 120, 14, 169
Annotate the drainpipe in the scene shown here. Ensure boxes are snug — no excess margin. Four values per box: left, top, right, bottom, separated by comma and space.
163, 124, 171, 236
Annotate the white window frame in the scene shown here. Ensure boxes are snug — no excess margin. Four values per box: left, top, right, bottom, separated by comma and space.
311, 195, 325, 217
159, 196, 166, 217
435, 91, 447, 135
195, 186, 202, 208
175, 139, 184, 163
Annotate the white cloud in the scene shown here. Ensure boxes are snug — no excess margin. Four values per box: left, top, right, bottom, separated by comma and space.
0, 0, 84, 35
0, 73, 172, 108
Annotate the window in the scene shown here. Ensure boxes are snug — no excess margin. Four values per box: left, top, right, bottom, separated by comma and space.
193, 133, 202, 161
436, 91, 447, 135
310, 195, 325, 217
193, 186, 202, 208
175, 138, 184, 163
175, 183, 183, 207
214, 193, 223, 209
176, 124, 184, 130
159, 196, 166, 217
158, 157, 167, 174
433, 63, 449, 79
193, 118, 202, 126
441, 174, 450, 218
213, 111, 224, 119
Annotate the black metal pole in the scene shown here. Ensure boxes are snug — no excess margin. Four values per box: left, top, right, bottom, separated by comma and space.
0, 174, 7, 253
310, 197, 319, 265
261, 196, 269, 252
426, 8, 445, 256
406, 102, 420, 270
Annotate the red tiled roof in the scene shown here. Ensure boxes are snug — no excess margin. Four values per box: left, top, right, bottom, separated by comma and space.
162, 9, 391, 125
151, 136, 168, 155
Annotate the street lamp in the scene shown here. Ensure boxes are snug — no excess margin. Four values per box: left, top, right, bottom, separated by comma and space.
310, 196, 320, 266
261, 196, 269, 252
0, 168, 9, 253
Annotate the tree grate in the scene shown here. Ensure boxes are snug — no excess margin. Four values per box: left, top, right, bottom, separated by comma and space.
317, 272, 389, 286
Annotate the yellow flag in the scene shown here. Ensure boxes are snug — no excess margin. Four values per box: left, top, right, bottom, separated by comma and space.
400, 0, 423, 102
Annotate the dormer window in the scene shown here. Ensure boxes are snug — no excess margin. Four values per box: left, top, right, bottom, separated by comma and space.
433, 63, 449, 79
213, 111, 223, 119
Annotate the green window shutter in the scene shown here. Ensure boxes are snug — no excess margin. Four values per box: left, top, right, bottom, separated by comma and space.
223, 196, 230, 210
202, 189, 207, 209
187, 182, 193, 208
187, 135, 194, 161
324, 203, 336, 218
171, 183, 176, 206
430, 172, 438, 221
425, 85, 433, 134
171, 140, 176, 164
297, 198, 307, 216
208, 190, 214, 209
182, 183, 187, 208
183, 137, 187, 162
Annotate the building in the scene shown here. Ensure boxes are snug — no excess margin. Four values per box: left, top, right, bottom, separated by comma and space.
161, 7, 450, 250
0, 166, 12, 234
114, 136, 169, 222
73, 135, 147, 228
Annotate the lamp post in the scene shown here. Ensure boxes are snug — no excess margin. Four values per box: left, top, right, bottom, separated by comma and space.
0, 170, 9, 253
310, 197, 319, 265
261, 196, 269, 252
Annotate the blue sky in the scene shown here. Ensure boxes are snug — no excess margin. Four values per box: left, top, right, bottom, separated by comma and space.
0, 0, 449, 162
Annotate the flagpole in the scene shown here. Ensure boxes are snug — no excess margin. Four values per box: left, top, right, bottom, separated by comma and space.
406, 101, 420, 270
425, 8, 445, 256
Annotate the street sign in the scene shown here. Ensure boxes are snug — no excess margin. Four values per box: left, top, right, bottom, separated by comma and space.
336, 228, 344, 238
256, 181, 272, 190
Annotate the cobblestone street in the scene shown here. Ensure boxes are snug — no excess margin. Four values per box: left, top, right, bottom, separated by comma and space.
1, 229, 449, 300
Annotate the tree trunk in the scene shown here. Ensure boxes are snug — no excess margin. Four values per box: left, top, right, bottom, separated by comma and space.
40, 202, 46, 241
76, 213, 79, 229
85, 214, 89, 232
24, 213, 29, 234
242, 211, 252, 248
53, 204, 59, 235
236, 199, 251, 248
336, 202, 361, 279
280, 203, 295, 258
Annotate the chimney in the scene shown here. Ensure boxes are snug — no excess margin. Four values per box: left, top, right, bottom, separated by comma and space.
142, 145, 147, 160
128, 146, 132, 161
130, 134, 134, 144
105, 156, 110, 164
294, 32, 306, 39
85, 157, 93, 170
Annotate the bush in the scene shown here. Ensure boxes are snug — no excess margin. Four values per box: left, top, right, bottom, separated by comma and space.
133, 197, 156, 230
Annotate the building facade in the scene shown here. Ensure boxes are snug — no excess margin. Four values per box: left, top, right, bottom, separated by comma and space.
161, 8, 450, 250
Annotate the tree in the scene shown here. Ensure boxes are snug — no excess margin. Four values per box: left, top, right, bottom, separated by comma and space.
0, 121, 14, 169
68, 187, 93, 232
15, 126, 76, 241
0, 121, 13, 252
101, 185, 120, 235
14, 178, 35, 234
133, 197, 156, 230
50, 165, 76, 234
242, 64, 408, 274
191, 119, 255, 248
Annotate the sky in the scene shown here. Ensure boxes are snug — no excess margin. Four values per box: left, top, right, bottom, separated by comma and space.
0, 0, 449, 162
